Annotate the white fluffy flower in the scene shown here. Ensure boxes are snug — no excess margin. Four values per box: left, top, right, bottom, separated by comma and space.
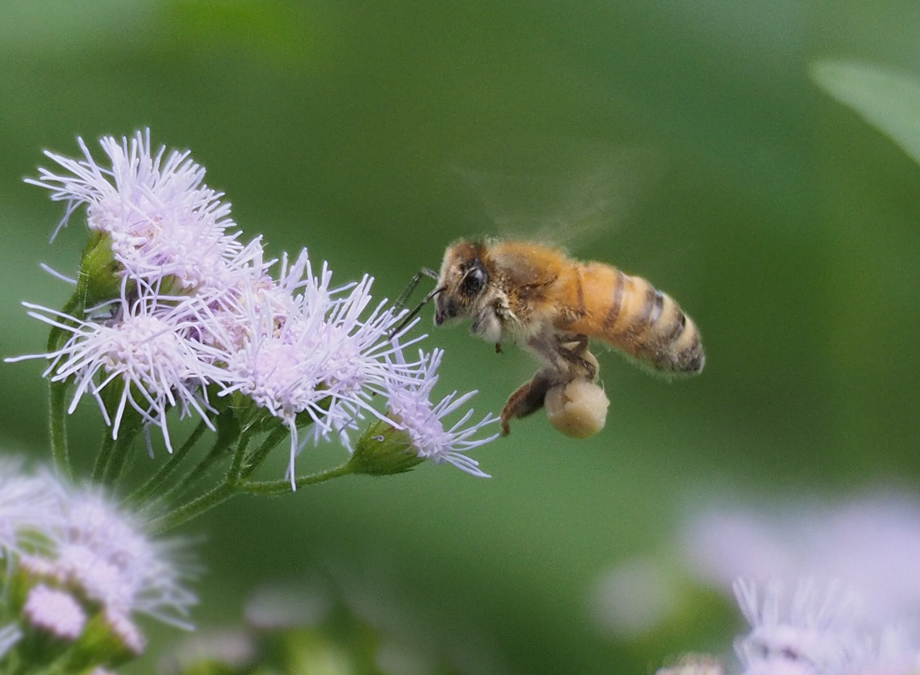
0, 460, 63, 555
16, 131, 499, 482
13, 287, 222, 452
26, 130, 259, 294
734, 579, 864, 675
212, 250, 432, 483
383, 348, 498, 477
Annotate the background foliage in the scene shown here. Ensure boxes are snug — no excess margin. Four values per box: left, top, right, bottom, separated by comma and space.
2, 1, 919, 672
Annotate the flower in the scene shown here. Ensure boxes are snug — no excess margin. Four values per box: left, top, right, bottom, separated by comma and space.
212, 250, 427, 484
23, 584, 87, 640
733, 578, 865, 675
727, 578, 920, 675
589, 557, 680, 640
657, 654, 724, 675
15, 131, 499, 486
12, 286, 225, 453
681, 492, 920, 629
0, 459, 63, 555
380, 348, 498, 477
0, 463, 196, 651
26, 130, 259, 294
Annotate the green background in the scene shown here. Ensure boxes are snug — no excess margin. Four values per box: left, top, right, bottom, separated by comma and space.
2, 1, 920, 672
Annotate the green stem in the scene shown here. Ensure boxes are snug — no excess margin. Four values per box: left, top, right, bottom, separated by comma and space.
239, 425, 289, 480
102, 427, 140, 486
160, 414, 240, 502
239, 462, 355, 497
126, 419, 209, 507
45, 292, 85, 483
147, 481, 238, 534
227, 428, 251, 482
48, 380, 72, 481
91, 428, 116, 483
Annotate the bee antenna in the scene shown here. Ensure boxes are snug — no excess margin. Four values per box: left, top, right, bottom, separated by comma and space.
394, 267, 439, 311
389, 269, 442, 340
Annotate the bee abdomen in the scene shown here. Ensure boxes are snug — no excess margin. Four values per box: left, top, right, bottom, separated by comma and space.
570, 265, 703, 376
612, 273, 703, 375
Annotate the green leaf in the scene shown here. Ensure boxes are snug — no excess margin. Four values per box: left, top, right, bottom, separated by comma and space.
811, 60, 920, 165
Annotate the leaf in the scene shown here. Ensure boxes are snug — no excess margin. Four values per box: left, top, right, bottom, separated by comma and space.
811, 60, 920, 165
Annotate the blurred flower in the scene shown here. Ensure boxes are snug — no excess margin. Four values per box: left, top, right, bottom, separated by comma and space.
0, 461, 195, 666
733, 578, 920, 675
0, 459, 63, 554
589, 557, 680, 640
244, 581, 332, 630
161, 629, 257, 675
682, 491, 920, 628
666, 578, 920, 675
23, 584, 87, 640
657, 654, 725, 675
734, 578, 864, 675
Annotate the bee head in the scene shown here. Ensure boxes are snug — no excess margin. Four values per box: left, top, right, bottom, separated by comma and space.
434, 241, 491, 326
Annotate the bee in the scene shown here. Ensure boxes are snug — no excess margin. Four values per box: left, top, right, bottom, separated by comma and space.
395, 238, 704, 435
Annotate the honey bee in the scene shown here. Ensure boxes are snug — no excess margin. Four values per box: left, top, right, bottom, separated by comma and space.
395, 239, 704, 435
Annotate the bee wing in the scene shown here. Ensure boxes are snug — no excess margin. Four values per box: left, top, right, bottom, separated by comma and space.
450, 137, 663, 250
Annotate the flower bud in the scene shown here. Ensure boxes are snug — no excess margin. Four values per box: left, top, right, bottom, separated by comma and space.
23, 584, 86, 641
348, 419, 425, 476
544, 378, 609, 438
77, 231, 124, 306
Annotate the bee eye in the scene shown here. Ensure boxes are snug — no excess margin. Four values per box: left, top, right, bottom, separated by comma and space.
461, 263, 488, 297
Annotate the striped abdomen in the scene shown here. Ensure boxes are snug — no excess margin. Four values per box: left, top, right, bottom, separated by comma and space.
554, 262, 704, 375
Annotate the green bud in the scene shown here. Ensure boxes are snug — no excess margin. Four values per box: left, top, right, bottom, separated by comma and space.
348, 419, 424, 476
77, 231, 125, 306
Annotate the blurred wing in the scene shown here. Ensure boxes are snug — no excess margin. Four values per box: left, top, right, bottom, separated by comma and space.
450, 137, 663, 250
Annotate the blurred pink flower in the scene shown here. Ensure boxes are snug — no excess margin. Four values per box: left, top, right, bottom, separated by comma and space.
682, 492, 920, 628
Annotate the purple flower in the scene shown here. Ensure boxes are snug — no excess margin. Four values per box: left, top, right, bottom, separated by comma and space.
382, 348, 498, 477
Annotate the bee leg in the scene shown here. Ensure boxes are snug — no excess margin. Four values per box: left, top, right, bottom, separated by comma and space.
500, 370, 556, 436
495, 343, 502, 354
555, 334, 597, 381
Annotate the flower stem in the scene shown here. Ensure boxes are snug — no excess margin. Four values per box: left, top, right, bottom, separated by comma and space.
126, 419, 209, 507
48, 380, 71, 481
160, 413, 239, 502
147, 481, 238, 534
239, 462, 355, 497
102, 427, 140, 486
45, 292, 84, 483
239, 425, 289, 480
91, 427, 116, 483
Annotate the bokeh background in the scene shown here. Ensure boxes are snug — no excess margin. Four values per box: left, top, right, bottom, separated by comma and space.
2, 1, 920, 673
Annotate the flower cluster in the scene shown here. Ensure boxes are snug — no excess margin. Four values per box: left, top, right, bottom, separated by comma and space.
15, 131, 498, 481
732, 578, 920, 675
0, 460, 193, 671
657, 578, 920, 675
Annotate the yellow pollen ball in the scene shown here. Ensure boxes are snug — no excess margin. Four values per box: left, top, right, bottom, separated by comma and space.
545, 378, 609, 438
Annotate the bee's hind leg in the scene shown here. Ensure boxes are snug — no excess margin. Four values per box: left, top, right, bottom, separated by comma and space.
555, 334, 598, 382
500, 370, 556, 436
